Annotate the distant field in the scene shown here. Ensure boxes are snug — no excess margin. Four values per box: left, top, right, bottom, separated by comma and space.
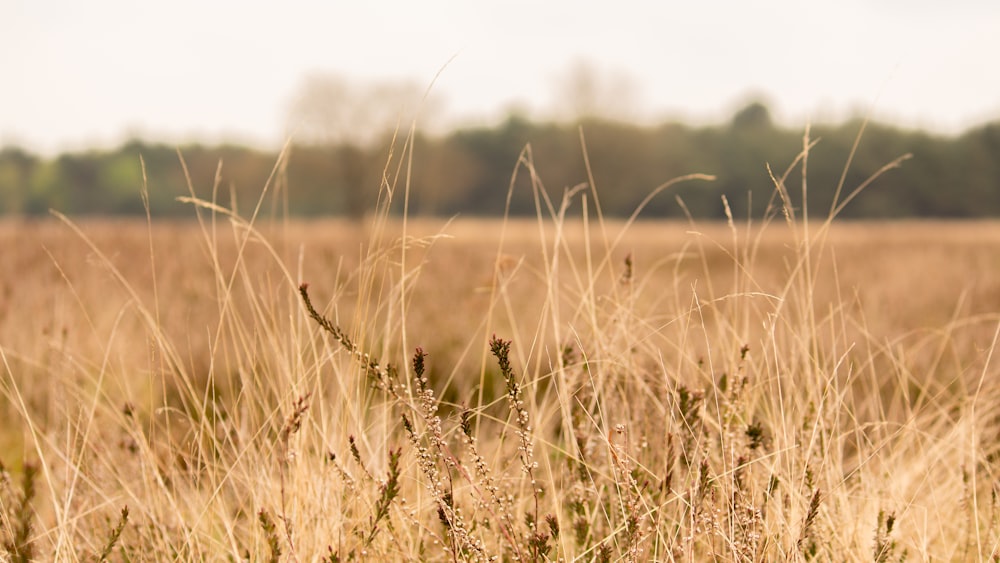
2, 215, 1000, 560
3, 218, 998, 373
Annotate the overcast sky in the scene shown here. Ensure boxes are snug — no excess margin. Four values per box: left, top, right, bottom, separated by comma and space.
2, 0, 998, 154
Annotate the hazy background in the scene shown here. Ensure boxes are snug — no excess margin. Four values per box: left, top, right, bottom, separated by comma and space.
3, 0, 998, 153
1, 1, 998, 218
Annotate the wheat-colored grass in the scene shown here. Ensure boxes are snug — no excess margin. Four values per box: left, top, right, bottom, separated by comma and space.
2, 139, 1000, 561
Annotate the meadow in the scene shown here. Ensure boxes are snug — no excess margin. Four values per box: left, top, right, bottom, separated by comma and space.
2, 143, 1000, 561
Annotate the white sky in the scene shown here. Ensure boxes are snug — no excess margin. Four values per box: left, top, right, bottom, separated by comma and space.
2, 0, 998, 155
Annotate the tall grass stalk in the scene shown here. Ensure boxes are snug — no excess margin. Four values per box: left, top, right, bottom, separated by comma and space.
0, 121, 998, 561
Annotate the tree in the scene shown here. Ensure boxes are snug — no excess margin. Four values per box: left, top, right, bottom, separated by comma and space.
0, 148, 35, 214
551, 60, 643, 123
730, 101, 773, 131
285, 73, 444, 218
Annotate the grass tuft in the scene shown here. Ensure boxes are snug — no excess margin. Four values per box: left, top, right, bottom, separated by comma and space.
95, 505, 129, 562
1, 461, 36, 563
1, 121, 998, 560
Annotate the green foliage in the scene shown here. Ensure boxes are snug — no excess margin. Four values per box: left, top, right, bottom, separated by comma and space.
2, 107, 998, 218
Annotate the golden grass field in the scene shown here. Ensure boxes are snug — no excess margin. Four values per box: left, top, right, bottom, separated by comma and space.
3, 147, 1000, 560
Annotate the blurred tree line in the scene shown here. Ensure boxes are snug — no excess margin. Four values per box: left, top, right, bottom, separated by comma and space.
1, 102, 998, 219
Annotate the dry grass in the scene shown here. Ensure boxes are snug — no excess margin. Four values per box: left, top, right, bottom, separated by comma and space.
2, 139, 1000, 561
